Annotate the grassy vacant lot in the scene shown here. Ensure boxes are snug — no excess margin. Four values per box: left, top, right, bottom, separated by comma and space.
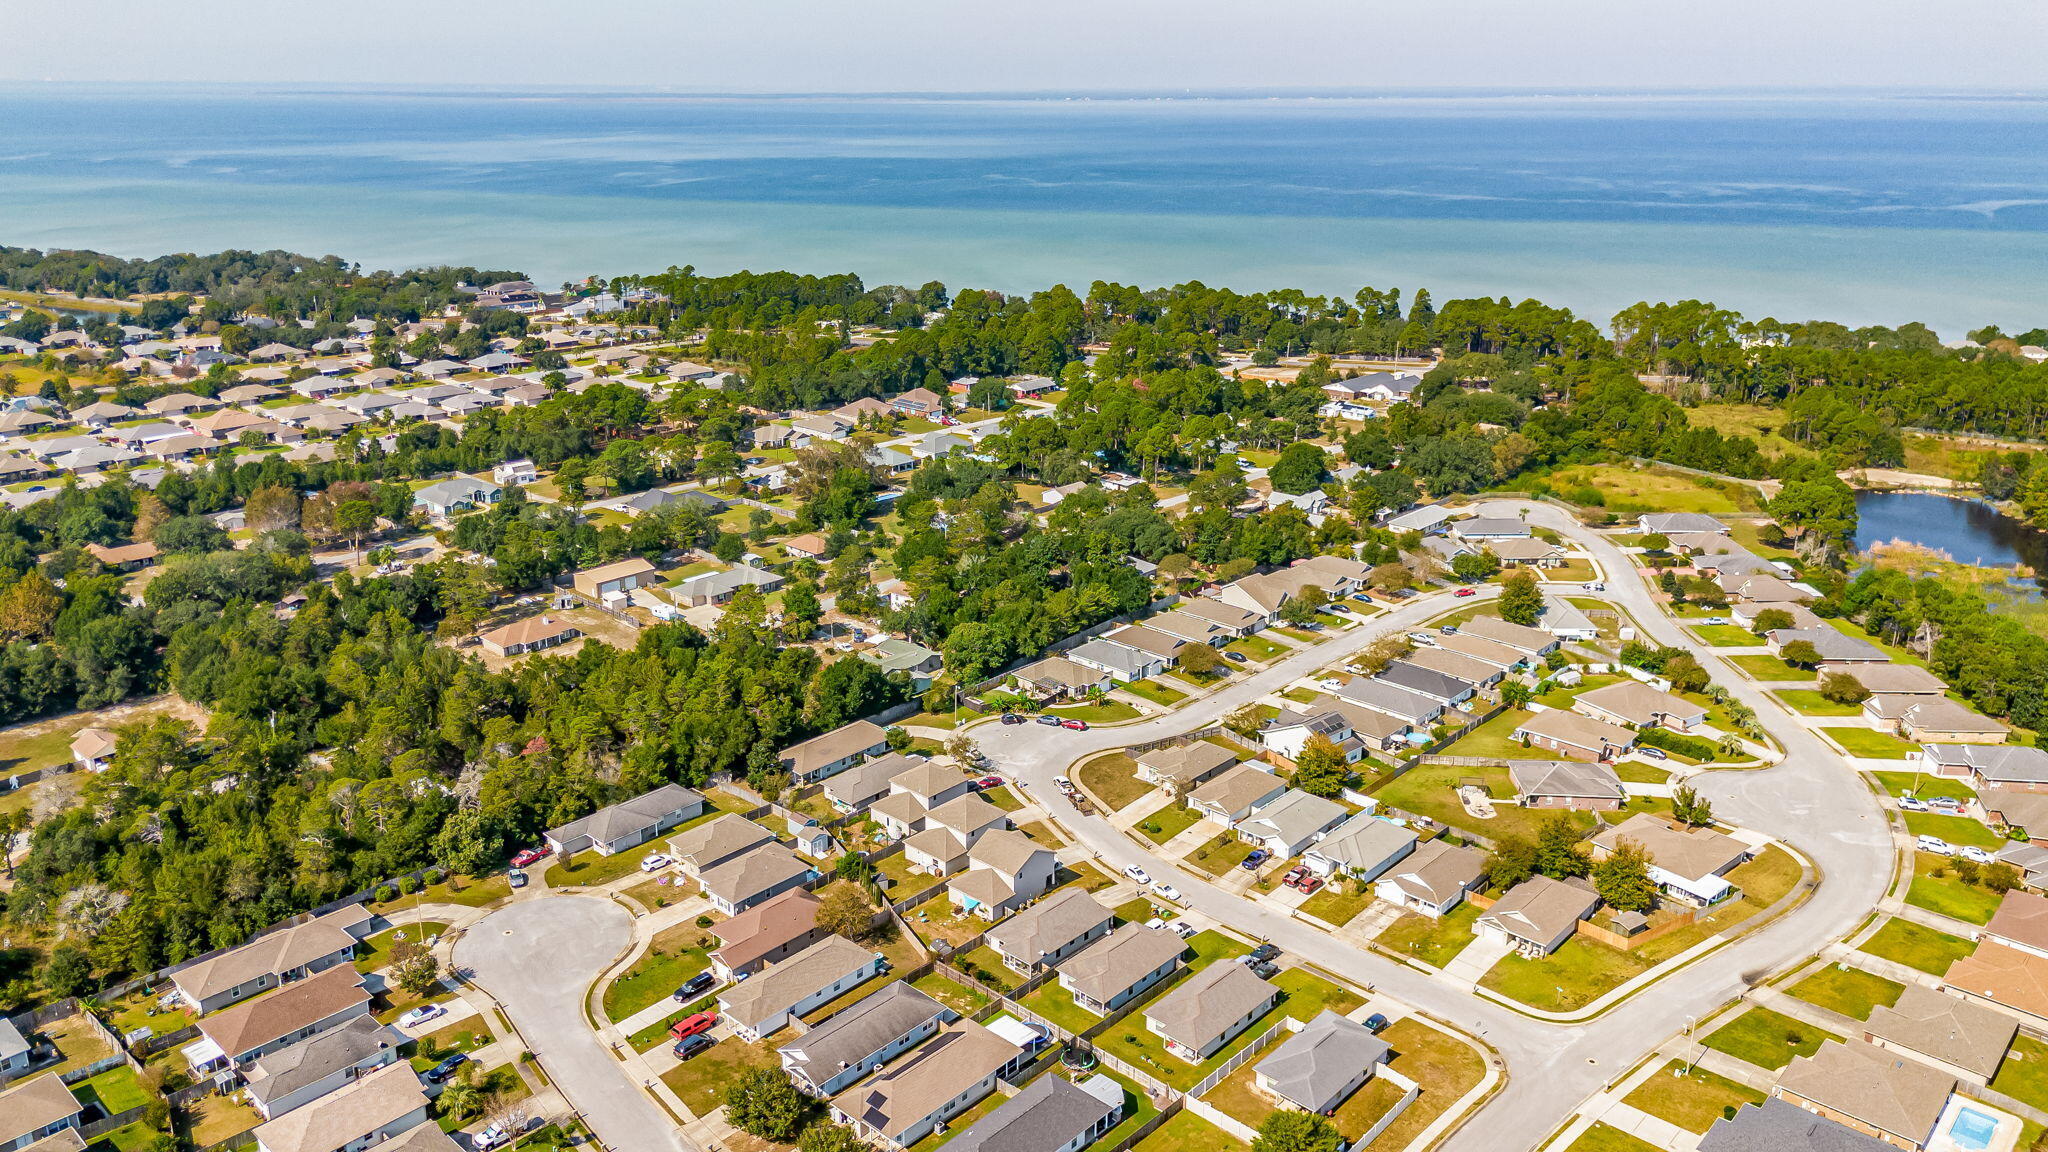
1903, 810, 2006, 850
1363, 1017, 1488, 1152
1992, 1035, 2048, 1114
1225, 633, 1288, 662
1373, 759, 1594, 845
1820, 727, 1918, 759
1622, 1061, 1767, 1134
1702, 1006, 1839, 1071
1124, 679, 1188, 707
369, 871, 512, 912
1547, 464, 1749, 517
1774, 690, 1867, 717
1729, 654, 1817, 681
1078, 753, 1151, 812
1690, 624, 1764, 647
1185, 832, 1257, 875
1300, 882, 1374, 925
604, 921, 717, 1022
1786, 965, 1905, 1021
659, 1037, 779, 1116
1377, 903, 1481, 967
1564, 1122, 1664, 1152
1480, 935, 1651, 1013
1872, 771, 1977, 801
1907, 853, 2007, 925
1186, 929, 1252, 970
1858, 917, 1975, 976
1138, 802, 1203, 845
1116, 895, 1177, 924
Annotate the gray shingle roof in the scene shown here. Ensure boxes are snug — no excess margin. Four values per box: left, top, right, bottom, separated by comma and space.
1699, 1098, 1896, 1152
1255, 1011, 1389, 1112
942, 1071, 1123, 1152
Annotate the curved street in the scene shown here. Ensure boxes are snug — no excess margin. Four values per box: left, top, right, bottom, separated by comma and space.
976, 501, 1895, 1152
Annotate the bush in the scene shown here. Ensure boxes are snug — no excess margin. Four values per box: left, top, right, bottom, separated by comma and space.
696, 915, 714, 928
397, 875, 418, 896
375, 886, 396, 903
1636, 727, 1719, 760
424, 867, 447, 886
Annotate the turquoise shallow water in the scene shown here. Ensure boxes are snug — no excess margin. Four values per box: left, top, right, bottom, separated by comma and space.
4, 87, 2047, 330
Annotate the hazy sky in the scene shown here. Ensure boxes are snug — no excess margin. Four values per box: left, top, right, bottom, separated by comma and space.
4, 0, 2044, 90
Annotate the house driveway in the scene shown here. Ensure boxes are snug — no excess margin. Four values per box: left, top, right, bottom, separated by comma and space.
454, 895, 693, 1152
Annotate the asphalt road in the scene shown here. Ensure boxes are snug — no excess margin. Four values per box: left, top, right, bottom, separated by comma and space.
981, 502, 1892, 1152
454, 895, 691, 1152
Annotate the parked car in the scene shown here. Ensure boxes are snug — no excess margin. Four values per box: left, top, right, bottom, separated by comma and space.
1035, 715, 1061, 726
425, 1053, 469, 1083
1454, 588, 1477, 597
1363, 1013, 1390, 1033
1293, 875, 1325, 895
671, 1033, 714, 1061
510, 847, 547, 868
1247, 943, 1280, 962
1639, 746, 1669, 761
1703, 616, 1729, 626
1152, 882, 1183, 903
1123, 864, 1153, 885
975, 775, 1005, 789
1054, 776, 1075, 792
1281, 866, 1310, 889
474, 1126, 511, 1152
1440, 625, 1459, 635
508, 869, 528, 889
673, 973, 716, 1001
1929, 798, 1968, 814
1916, 835, 1955, 856
398, 1004, 446, 1029
1584, 582, 1605, 592
1170, 921, 1199, 939
1960, 845, 1997, 864
1897, 796, 1931, 812
669, 1011, 719, 1041
1407, 631, 1435, 645
1225, 651, 1248, 663
1001, 712, 1026, 725
1247, 959, 1281, 979
1061, 719, 1089, 730
1241, 849, 1270, 870
640, 853, 672, 872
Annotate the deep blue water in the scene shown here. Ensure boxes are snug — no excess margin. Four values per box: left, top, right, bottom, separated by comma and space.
3, 87, 2048, 329
1855, 491, 2048, 572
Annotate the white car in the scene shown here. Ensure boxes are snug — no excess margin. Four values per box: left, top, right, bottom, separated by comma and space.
1054, 776, 1075, 793
1897, 796, 1931, 812
1123, 864, 1152, 885
1151, 882, 1183, 903
397, 1004, 446, 1029
639, 853, 672, 872
1170, 921, 1198, 939
1959, 845, 1996, 864
1916, 835, 1954, 856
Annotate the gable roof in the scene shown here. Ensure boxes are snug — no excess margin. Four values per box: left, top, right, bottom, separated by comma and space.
710, 888, 822, 971
1189, 764, 1287, 814
700, 843, 813, 907
1587, 813, 1747, 883
1863, 984, 2015, 1080
943, 1072, 1123, 1152
245, 1015, 404, 1109
985, 890, 1114, 965
1145, 961, 1276, 1048
780, 721, 889, 777
1511, 713, 1635, 761
0, 1075, 84, 1147
1307, 813, 1418, 872
720, 934, 876, 1029
1256, 1011, 1389, 1111
1457, 616, 1557, 653
832, 1020, 1019, 1139
1700, 1098, 1897, 1152
780, 981, 945, 1086
171, 904, 372, 1004
1237, 790, 1347, 845
1774, 1040, 1954, 1144
1134, 740, 1237, 785
668, 813, 776, 870
1575, 681, 1706, 727
248, 1061, 425, 1152
546, 783, 702, 848
1058, 925, 1184, 1005
1479, 875, 1599, 945
197, 964, 370, 1059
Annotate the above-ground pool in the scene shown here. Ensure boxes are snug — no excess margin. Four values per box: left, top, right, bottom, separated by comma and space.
1950, 1106, 2001, 1152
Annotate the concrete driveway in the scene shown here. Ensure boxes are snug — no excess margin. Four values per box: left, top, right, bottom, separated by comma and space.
454, 895, 693, 1152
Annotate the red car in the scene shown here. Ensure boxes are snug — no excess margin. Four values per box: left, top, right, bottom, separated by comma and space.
669, 1011, 718, 1041
1454, 587, 1477, 597
1281, 866, 1310, 889
1060, 719, 1088, 730
1294, 875, 1325, 895
975, 775, 1005, 789
510, 848, 547, 868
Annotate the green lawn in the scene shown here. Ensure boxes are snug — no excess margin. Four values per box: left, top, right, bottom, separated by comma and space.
1621, 1061, 1767, 1134
1377, 902, 1482, 967
1729, 654, 1816, 681
1903, 810, 2006, 850
87, 1123, 165, 1152
1701, 1007, 1839, 1071
1225, 634, 1287, 662
1096, 990, 1288, 1090
1272, 967, 1365, 1020
1786, 965, 1905, 1021
369, 871, 512, 912
1078, 753, 1152, 812
910, 971, 992, 1017
1137, 802, 1203, 845
1047, 700, 1142, 724
1858, 917, 1975, 976
356, 922, 449, 974
1873, 771, 1977, 801
1186, 929, 1252, 969
1132, 1109, 1249, 1152
545, 846, 667, 888
979, 785, 1026, 812
1690, 625, 1764, 647
1363, 1017, 1487, 1151
1991, 1035, 2048, 1114
1019, 978, 1106, 1034
1372, 759, 1594, 844
1819, 727, 1918, 759
1299, 882, 1374, 925
1907, 853, 2007, 924
1774, 690, 1867, 717
1184, 832, 1256, 875
76, 1065, 151, 1114
1479, 935, 1651, 1013
602, 922, 717, 1022
1125, 679, 1188, 707
658, 1037, 780, 1116
1564, 1122, 1664, 1152
953, 946, 1025, 992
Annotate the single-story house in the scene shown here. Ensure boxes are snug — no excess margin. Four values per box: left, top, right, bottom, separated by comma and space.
1379, 839, 1488, 917
1699, 1098, 1897, 1152
1771, 1040, 1955, 1151
1766, 627, 1887, 664
941, 1071, 1125, 1152
778, 721, 890, 784
1822, 663, 1947, 696
1401, 645, 1506, 689
1144, 962, 1278, 1063
1458, 616, 1560, 657
478, 614, 581, 657
1639, 513, 1728, 535
1177, 597, 1264, 637
1235, 789, 1349, 859
1573, 681, 1708, 732
672, 564, 786, 606
1922, 745, 2048, 792
1983, 891, 2048, 960
820, 752, 923, 813
70, 726, 118, 772
248, 1060, 428, 1152
244, 1014, 404, 1120
1188, 764, 1287, 827
1385, 505, 1453, 534
700, 843, 819, 916
1254, 1010, 1392, 1114
169, 904, 375, 1016
570, 557, 658, 603
1057, 924, 1186, 1015
720, 934, 884, 1042
1868, 698, 2007, 744
668, 813, 777, 878
890, 386, 945, 418
1510, 713, 1637, 766
1135, 741, 1238, 789
1478, 875, 1600, 957
830, 1021, 1023, 1150
985, 889, 1115, 975
1862, 984, 2014, 1085
1982, 790, 2048, 840
1332, 676, 1445, 726
0, 1074, 84, 1152
1586, 813, 1750, 907
412, 477, 500, 519
1374, 660, 1477, 707
544, 783, 705, 856
1064, 637, 1167, 682
1302, 813, 1417, 880
1006, 655, 1114, 701
188, 964, 373, 1072
1452, 516, 1531, 541
1944, 941, 2048, 1028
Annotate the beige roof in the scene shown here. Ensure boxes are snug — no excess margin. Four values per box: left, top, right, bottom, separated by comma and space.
1293, 554, 1373, 583
1944, 941, 2048, 1019
719, 934, 875, 1030
173, 904, 372, 1005
87, 541, 159, 565
1774, 1040, 1954, 1144
1400, 646, 1501, 685
197, 963, 370, 1059
1575, 681, 1705, 728
711, 888, 821, 971
1513, 710, 1636, 758
0, 1074, 83, 1145
669, 814, 776, 871
1010, 655, 1110, 692
479, 613, 578, 649
1985, 891, 2048, 954
784, 533, 829, 555
1106, 624, 1185, 659
949, 869, 1017, 907
889, 760, 964, 802
869, 791, 930, 828
1864, 984, 2016, 1079
70, 726, 118, 760
1458, 616, 1556, 653
1190, 764, 1285, 813
1382, 839, 1487, 905
372, 1123, 462, 1152
1479, 875, 1599, 946
576, 556, 657, 584
1060, 925, 1184, 1006
1432, 631, 1527, 668
1823, 663, 1948, 695
19, 1129, 87, 1152
1491, 537, 1562, 560
1899, 698, 2008, 738
832, 1021, 1019, 1140
780, 721, 888, 778
249, 1062, 425, 1152
966, 829, 1048, 875
1588, 814, 1748, 883
924, 793, 1005, 837
699, 843, 812, 908
1145, 961, 1277, 1048
905, 826, 968, 862
985, 889, 1113, 966
1179, 598, 1261, 629
1135, 740, 1238, 785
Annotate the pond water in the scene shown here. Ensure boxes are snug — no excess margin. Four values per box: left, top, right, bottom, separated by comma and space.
1853, 490, 2048, 575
